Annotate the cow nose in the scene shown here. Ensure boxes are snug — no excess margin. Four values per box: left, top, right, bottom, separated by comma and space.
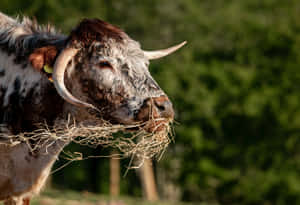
152, 96, 174, 119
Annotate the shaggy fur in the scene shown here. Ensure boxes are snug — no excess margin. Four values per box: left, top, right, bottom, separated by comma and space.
0, 13, 65, 65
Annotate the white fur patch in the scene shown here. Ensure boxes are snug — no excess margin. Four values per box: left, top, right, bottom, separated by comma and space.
0, 52, 46, 107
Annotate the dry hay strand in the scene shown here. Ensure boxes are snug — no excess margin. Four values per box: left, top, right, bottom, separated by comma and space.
0, 117, 173, 162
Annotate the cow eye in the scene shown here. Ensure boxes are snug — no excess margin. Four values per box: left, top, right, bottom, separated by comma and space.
98, 61, 112, 69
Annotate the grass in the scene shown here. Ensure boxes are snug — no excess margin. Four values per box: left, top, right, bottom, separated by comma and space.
31, 189, 213, 205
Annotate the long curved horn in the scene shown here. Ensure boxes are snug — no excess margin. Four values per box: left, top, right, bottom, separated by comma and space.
52, 47, 97, 110
143, 41, 187, 60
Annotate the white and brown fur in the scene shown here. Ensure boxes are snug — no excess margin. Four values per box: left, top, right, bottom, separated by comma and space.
0, 12, 174, 205
0, 13, 70, 205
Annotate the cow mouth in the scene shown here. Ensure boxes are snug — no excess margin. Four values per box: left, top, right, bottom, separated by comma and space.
141, 118, 171, 132
108, 106, 173, 133
117, 118, 170, 134
89, 95, 174, 133
107, 114, 171, 133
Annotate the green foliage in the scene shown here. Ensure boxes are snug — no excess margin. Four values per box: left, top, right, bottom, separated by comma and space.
1, 0, 300, 204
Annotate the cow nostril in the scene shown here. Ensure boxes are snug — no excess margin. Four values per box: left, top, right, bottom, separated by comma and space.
153, 96, 174, 119
155, 103, 166, 112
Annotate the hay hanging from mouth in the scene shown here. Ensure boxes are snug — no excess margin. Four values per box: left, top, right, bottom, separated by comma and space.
0, 117, 173, 160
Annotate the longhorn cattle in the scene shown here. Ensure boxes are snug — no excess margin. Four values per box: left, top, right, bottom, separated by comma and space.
0, 12, 185, 205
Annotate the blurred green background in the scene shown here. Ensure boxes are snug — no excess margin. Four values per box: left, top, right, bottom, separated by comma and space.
1, 0, 300, 204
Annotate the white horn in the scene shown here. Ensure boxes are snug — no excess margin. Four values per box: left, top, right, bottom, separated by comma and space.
144, 41, 187, 60
52, 47, 97, 110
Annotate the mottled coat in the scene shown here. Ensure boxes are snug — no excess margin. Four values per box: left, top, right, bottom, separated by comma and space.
0, 13, 70, 205
0, 11, 182, 205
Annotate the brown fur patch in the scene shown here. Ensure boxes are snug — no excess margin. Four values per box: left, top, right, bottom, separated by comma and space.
29, 46, 58, 71
69, 19, 125, 48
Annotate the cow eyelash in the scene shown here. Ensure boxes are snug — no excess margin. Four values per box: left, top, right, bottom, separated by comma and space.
99, 61, 112, 69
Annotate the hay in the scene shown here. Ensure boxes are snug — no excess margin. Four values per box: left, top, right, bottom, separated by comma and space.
0, 117, 173, 162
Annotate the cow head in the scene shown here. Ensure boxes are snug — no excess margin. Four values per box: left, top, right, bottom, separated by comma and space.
48, 19, 185, 132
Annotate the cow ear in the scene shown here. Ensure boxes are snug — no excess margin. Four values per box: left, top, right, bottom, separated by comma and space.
29, 46, 58, 72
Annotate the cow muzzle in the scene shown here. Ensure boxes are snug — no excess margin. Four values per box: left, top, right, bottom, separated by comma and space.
136, 95, 174, 132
